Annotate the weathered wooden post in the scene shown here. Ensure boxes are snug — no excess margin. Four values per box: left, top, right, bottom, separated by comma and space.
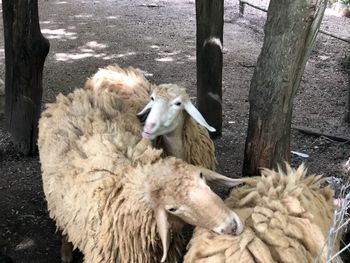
2, 0, 50, 155
243, 0, 327, 176
345, 55, 350, 123
239, 0, 245, 17
196, 0, 224, 138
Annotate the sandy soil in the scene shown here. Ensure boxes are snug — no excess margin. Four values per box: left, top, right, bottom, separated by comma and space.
0, 0, 349, 262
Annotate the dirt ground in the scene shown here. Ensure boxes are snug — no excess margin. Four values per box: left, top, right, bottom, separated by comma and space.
0, 0, 350, 262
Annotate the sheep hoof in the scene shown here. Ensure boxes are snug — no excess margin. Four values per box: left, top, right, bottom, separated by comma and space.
61, 251, 73, 263
61, 235, 73, 263
61, 256, 73, 263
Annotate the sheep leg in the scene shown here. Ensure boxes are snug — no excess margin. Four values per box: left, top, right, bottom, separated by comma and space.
61, 234, 73, 263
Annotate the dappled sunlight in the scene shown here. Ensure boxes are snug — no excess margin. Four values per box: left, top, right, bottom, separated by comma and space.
40, 21, 52, 25
41, 28, 77, 40
55, 52, 99, 61
155, 50, 180, 62
106, 16, 120, 20
74, 14, 93, 18
141, 70, 154, 77
150, 45, 161, 50
153, 48, 196, 64
114, 51, 137, 58
55, 40, 108, 61
158, 50, 181, 56
185, 55, 196, 61
53, 38, 139, 62
155, 57, 174, 62
85, 41, 107, 49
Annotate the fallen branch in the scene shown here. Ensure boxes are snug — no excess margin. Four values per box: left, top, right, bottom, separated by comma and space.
238, 62, 256, 68
292, 125, 350, 143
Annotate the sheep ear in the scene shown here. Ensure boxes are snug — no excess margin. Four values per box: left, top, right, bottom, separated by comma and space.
137, 101, 153, 122
201, 168, 244, 188
184, 101, 216, 132
155, 207, 171, 263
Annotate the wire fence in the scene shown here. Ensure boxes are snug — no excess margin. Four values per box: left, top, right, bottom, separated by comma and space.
238, 0, 350, 44
321, 160, 350, 262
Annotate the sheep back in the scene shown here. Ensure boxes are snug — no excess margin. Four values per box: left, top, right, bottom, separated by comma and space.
84, 65, 153, 112
184, 165, 336, 263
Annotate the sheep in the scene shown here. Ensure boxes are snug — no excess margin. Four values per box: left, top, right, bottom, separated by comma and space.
137, 84, 217, 170
84, 65, 216, 170
38, 88, 244, 263
184, 164, 339, 263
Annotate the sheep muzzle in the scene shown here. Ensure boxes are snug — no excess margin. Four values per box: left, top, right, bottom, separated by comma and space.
212, 210, 244, 235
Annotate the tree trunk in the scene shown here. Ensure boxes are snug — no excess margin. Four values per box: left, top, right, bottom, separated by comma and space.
2, 0, 50, 155
243, 0, 327, 176
196, 0, 223, 138
345, 55, 350, 123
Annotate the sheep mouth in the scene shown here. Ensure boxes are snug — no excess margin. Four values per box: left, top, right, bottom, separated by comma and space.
142, 131, 156, 139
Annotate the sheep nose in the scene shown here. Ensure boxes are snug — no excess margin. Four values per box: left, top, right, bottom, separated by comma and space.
213, 211, 243, 236
144, 122, 156, 131
232, 214, 244, 235
216, 219, 243, 235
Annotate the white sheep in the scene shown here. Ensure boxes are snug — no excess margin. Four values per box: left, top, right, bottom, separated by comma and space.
137, 84, 217, 170
38, 88, 244, 263
184, 164, 340, 263
85, 65, 217, 170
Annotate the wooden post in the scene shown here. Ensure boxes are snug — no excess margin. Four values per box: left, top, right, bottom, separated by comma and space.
239, 0, 245, 17
243, 0, 327, 176
196, 0, 224, 138
2, 0, 50, 155
345, 55, 350, 124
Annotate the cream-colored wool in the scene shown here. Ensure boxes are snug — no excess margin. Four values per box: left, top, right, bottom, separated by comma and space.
38, 88, 241, 263
182, 114, 216, 170
38, 89, 182, 262
154, 113, 216, 170
84, 65, 153, 113
184, 164, 337, 263
84, 65, 216, 170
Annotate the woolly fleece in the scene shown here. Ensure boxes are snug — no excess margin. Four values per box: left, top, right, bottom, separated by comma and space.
85, 65, 216, 170
184, 165, 337, 263
38, 88, 185, 263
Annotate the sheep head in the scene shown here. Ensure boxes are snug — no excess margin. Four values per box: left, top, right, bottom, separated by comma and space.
132, 158, 244, 262
137, 84, 215, 140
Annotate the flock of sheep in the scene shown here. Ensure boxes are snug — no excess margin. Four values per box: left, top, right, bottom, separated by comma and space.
38, 65, 341, 262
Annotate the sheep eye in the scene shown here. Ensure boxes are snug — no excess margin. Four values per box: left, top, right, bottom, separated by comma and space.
200, 172, 204, 179
151, 96, 154, 101
174, 101, 181, 106
168, 207, 178, 212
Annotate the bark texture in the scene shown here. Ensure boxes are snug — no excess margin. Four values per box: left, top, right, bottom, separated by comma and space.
243, 0, 327, 176
2, 0, 50, 155
345, 55, 350, 123
196, 0, 223, 138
